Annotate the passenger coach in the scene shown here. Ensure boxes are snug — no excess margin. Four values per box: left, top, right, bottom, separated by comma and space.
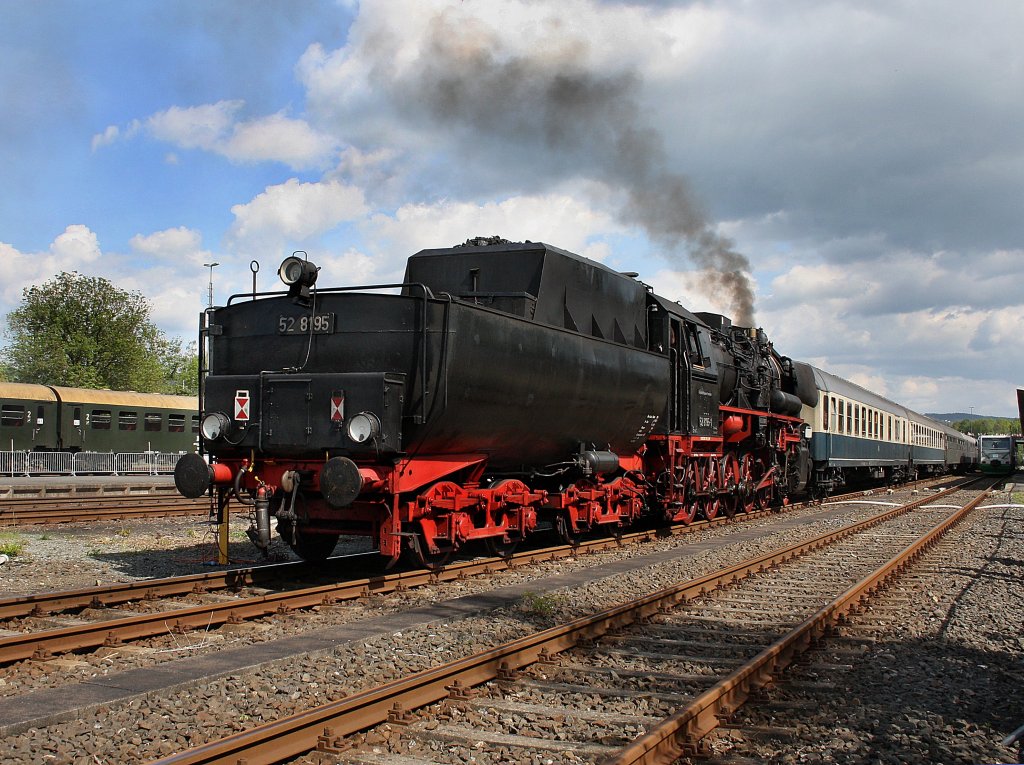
803, 367, 976, 493
0, 382, 198, 454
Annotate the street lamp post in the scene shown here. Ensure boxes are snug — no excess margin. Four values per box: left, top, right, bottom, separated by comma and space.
203, 262, 220, 308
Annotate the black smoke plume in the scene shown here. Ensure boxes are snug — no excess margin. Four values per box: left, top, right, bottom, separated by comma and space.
379, 10, 756, 325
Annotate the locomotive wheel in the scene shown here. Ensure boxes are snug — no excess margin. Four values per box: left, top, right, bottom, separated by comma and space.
556, 513, 584, 546
741, 454, 773, 511
720, 454, 742, 519
738, 454, 760, 515
407, 533, 453, 570
484, 536, 520, 559
667, 502, 697, 525
702, 496, 721, 521
277, 522, 339, 561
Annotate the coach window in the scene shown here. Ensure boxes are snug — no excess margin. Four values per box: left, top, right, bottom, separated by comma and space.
838, 399, 845, 433
191, 415, 200, 434
821, 398, 829, 431
169, 414, 186, 433
36, 405, 45, 426
91, 410, 112, 430
831, 397, 838, 431
1, 405, 26, 427
861, 407, 867, 437
145, 413, 163, 432
119, 411, 138, 431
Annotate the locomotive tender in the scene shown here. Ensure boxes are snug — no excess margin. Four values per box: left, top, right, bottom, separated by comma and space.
175, 238, 970, 564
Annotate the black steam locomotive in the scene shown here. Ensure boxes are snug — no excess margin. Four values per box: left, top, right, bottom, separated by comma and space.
176, 238, 818, 565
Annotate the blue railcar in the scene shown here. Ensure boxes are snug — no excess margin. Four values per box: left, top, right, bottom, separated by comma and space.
801, 366, 976, 494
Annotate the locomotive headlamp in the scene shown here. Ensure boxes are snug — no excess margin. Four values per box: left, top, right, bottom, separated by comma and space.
278, 254, 319, 299
346, 412, 381, 444
200, 412, 231, 441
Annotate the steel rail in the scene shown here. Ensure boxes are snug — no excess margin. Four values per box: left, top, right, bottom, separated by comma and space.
599, 485, 994, 764
145, 481, 985, 765
0, 506, 767, 661
0, 474, 947, 620
0, 478, 961, 662
0, 496, 211, 525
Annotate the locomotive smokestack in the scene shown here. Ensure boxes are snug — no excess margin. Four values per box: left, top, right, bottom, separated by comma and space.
380, 9, 756, 325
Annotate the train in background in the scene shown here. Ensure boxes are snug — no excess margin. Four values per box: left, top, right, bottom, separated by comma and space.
803, 367, 977, 494
174, 238, 978, 564
0, 382, 197, 472
977, 434, 1018, 475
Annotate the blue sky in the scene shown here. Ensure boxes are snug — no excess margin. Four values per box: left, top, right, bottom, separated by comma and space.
2, 0, 1022, 416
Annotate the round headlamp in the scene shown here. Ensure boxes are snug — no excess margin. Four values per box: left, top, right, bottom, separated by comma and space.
346, 412, 381, 444
200, 412, 231, 441
278, 255, 318, 287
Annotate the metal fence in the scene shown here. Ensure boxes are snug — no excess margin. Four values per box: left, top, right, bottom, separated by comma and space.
0, 450, 186, 477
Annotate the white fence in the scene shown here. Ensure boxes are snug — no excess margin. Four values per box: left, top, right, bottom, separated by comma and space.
1, 451, 185, 477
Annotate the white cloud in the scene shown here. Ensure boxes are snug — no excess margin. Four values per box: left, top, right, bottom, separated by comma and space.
91, 124, 120, 151
364, 189, 622, 272
129, 227, 213, 267
229, 179, 368, 250
50, 224, 102, 265
0, 225, 104, 321
220, 112, 337, 170
146, 100, 243, 151
95, 100, 340, 170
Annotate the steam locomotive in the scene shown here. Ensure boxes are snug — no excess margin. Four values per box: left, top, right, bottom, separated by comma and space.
174, 238, 962, 565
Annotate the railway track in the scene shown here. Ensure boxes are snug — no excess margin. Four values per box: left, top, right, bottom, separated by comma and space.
140, 479, 993, 764
0, 507, 773, 665
0, 473, 946, 528
0, 478, 953, 666
0, 490, 211, 525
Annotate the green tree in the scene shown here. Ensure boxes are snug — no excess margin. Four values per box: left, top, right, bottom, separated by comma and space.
3, 272, 177, 392
951, 417, 1020, 435
160, 340, 200, 396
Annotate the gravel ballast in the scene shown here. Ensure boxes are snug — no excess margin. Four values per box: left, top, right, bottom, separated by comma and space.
0, 482, 1018, 763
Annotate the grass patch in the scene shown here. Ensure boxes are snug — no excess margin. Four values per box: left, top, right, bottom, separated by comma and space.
516, 591, 564, 618
0, 533, 26, 557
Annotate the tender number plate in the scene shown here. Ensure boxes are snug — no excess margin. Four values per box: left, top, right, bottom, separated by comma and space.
277, 313, 335, 335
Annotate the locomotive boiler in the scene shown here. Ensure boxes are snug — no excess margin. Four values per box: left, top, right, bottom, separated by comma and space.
175, 239, 816, 565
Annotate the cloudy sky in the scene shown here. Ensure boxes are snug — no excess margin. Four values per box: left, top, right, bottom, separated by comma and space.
2, 0, 1022, 416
